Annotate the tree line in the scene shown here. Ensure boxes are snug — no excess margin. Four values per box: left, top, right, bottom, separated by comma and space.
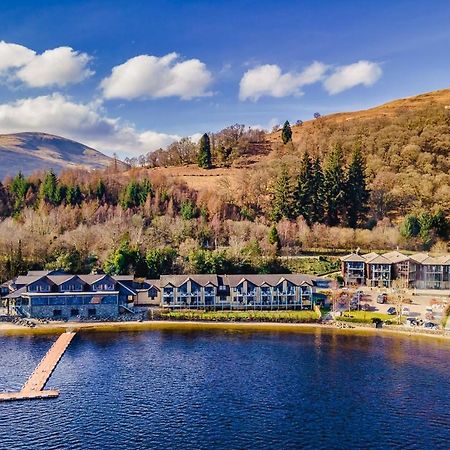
271, 145, 370, 228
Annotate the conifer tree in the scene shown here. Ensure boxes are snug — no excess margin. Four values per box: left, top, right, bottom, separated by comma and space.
281, 120, 292, 144
65, 185, 82, 206
310, 157, 325, 224
40, 169, 61, 206
294, 151, 314, 224
323, 145, 346, 226
198, 133, 212, 169
10, 172, 30, 213
93, 179, 106, 201
345, 147, 370, 228
268, 224, 281, 251
271, 165, 295, 222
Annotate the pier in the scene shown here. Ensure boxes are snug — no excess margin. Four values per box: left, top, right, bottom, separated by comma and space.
0, 331, 76, 402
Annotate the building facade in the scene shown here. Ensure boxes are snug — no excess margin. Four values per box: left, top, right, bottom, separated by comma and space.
1, 271, 327, 318
340, 251, 450, 289
3, 271, 136, 319
160, 274, 322, 309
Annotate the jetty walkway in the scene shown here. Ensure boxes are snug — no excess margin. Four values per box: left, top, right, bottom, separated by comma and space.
0, 331, 76, 402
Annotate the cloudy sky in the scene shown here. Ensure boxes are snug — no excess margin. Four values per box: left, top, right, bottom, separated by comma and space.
0, 0, 450, 157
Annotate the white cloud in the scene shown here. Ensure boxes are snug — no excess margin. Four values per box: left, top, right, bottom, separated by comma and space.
101, 52, 213, 100
239, 61, 327, 101
0, 41, 93, 88
323, 60, 382, 94
16, 47, 93, 87
0, 41, 35, 73
0, 94, 180, 157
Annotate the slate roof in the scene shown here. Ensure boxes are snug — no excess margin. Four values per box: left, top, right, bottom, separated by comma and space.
340, 253, 366, 262
366, 255, 392, 265
225, 274, 316, 287
160, 274, 222, 287
362, 252, 380, 262
382, 251, 411, 264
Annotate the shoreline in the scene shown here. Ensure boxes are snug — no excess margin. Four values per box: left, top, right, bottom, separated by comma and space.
1, 320, 449, 344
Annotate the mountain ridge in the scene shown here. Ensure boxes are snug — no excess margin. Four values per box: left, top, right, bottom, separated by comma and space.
0, 132, 115, 180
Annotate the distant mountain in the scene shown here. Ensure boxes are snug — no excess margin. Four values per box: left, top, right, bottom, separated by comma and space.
0, 132, 116, 179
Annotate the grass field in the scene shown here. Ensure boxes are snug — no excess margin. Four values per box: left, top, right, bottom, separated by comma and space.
336, 311, 402, 324
157, 309, 320, 323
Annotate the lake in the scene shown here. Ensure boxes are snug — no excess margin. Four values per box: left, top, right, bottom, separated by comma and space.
0, 327, 449, 449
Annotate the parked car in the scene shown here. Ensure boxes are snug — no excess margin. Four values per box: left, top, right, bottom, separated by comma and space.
423, 322, 438, 330
406, 317, 417, 327
387, 307, 397, 315
402, 307, 410, 316
377, 293, 388, 304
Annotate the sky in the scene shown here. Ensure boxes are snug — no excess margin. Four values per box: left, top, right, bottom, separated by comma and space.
0, 0, 450, 157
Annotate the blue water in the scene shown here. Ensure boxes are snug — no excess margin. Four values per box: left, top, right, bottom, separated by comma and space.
0, 328, 449, 450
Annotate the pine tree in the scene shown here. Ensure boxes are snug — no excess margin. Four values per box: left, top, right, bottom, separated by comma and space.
323, 145, 346, 226
281, 120, 292, 144
310, 157, 325, 224
40, 169, 61, 206
10, 172, 30, 213
94, 179, 106, 201
271, 165, 295, 222
198, 133, 212, 169
345, 147, 370, 228
294, 151, 314, 224
268, 224, 281, 251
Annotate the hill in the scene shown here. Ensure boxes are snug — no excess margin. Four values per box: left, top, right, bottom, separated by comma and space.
141, 88, 450, 216
0, 132, 116, 179
270, 87, 450, 143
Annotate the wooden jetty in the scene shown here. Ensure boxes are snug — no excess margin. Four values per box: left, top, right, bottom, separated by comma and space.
0, 331, 76, 402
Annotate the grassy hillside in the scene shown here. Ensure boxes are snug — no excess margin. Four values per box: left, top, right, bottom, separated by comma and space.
145, 88, 450, 218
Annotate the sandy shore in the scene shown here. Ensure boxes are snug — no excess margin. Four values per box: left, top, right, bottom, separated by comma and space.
1, 320, 449, 344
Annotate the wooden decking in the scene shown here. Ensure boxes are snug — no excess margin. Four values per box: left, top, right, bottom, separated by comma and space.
0, 331, 76, 402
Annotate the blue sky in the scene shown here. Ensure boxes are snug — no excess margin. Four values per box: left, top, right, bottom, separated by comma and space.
0, 0, 449, 156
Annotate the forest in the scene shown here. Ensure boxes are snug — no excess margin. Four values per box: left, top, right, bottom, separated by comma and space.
0, 103, 448, 282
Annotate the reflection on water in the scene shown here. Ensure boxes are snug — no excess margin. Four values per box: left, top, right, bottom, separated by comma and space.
0, 329, 449, 450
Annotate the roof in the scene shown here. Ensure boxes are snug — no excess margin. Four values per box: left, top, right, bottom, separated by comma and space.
14, 275, 47, 286
160, 274, 221, 287
46, 275, 78, 285
409, 253, 430, 263
366, 255, 392, 264
159, 273, 318, 288
78, 274, 110, 284
225, 274, 316, 287
340, 253, 366, 262
5, 286, 27, 299
362, 252, 380, 262
113, 275, 134, 282
382, 251, 410, 264
435, 255, 450, 265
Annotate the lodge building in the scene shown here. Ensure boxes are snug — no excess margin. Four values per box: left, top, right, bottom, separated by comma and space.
159, 274, 322, 309
341, 250, 450, 289
1, 271, 327, 319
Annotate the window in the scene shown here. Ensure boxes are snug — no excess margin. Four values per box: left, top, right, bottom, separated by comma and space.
32, 297, 48, 306
88, 308, 96, 317
49, 296, 64, 306
53, 309, 62, 318
70, 308, 79, 316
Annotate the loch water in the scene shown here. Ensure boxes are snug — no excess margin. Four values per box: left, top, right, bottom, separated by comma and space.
0, 328, 449, 450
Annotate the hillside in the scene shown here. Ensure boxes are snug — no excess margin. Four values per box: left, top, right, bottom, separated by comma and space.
142, 88, 450, 217
0, 132, 115, 179
270, 87, 450, 144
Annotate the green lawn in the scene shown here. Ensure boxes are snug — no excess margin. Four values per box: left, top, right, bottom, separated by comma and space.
336, 310, 402, 324
157, 309, 320, 323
